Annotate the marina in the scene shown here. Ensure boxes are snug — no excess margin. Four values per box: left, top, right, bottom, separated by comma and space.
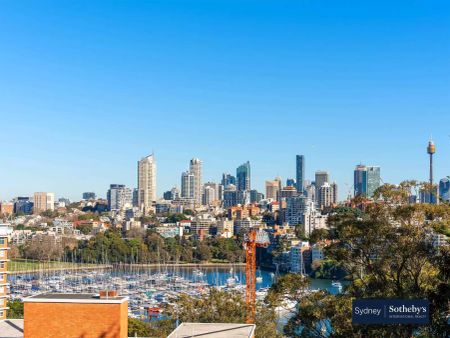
8, 265, 343, 321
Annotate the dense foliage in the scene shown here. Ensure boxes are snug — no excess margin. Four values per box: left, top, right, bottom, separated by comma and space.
169, 288, 282, 338
268, 183, 450, 337
61, 229, 245, 264
7, 300, 24, 319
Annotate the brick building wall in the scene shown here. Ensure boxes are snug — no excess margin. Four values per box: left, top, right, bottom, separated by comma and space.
24, 299, 128, 338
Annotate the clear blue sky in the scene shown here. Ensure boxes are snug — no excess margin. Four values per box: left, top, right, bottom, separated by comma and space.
1, 0, 449, 201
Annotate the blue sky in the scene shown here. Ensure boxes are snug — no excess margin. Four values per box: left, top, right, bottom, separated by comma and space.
0, 0, 449, 201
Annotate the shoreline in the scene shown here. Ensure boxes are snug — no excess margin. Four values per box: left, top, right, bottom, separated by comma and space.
113, 262, 246, 268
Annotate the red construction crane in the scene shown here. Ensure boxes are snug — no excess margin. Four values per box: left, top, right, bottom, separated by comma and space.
244, 229, 270, 324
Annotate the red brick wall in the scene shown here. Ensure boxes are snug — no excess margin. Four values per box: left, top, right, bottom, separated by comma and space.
24, 301, 128, 338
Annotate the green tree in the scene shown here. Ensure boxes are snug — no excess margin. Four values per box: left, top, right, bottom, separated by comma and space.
169, 289, 282, 338
128, 318, 151, 337
7, 300, 24, 319
269, 182, 450, 337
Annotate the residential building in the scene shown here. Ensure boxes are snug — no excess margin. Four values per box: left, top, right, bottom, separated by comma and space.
190, 214, 216, 239
0, 224, 12, 320
285, 195, 310, 225
236, 161, 251, 191
190, 158, 203, 204
296, 155, 305, 193
290, 241, 310, 274
33, 192, 55, 214
279, 186, 298, 199
302, 210, 328, 236
228, 204, 260, 220
234, 218, 262, 234
181, 171, 195, 199
137, 154, 157, 213
217, 219, 234, 238
265, 178, 281, 200
318, 182, 338, 209
22, 293, 128, 338
0, 202, 14, 216
204, 182, 220, 201
107, 184, 132, 211
354, 165, 381, 198
202, 186, 216, 205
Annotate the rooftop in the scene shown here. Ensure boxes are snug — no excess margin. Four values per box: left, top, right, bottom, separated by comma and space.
23, 293, 128, 304
167, 323, 256, 338
0, 319, 24, 338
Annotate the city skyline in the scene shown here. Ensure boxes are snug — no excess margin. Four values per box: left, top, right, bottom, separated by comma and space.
1, 1, 450, 201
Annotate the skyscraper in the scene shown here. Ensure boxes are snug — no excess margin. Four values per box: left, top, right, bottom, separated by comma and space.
265, 177, 281, 200
354, 165, 381, 198
189, 158, 203, 204
221, 173, 236, 187
181, 171, 195, 199
137, 154, 157, 213
236, 161, 251, 191
296, 155, 305, 193
315, 171, 329, 204
439, 177, 450, 202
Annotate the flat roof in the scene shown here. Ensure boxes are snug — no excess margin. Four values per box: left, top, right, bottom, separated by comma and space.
167, 323, 256, 338
0, 319, 24, 338
23, 293, 128, 304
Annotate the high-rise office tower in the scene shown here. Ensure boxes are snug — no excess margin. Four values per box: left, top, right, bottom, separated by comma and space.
315, 171, 329, 204
33, 192, 55, 214
189, 158, 203, 204
439, 177, 450, 202
82, 192, 96, 200
236, 161, 251, 191
286, 178, 296, 187
137, 154, 157, 212
181, 171, 195, 199
250, 190, 264, 203
221, 173, 236, 187
107, 184, 132, 211
296, 155, 305, 193
354, 165, 381, 198
265, 177, 282, 200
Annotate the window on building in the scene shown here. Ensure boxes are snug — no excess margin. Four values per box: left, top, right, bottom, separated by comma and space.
0, 238, 5, 245
0, 262, 4, 269
0, 250, 4, 257
0, 286, 4, 294
0, 310, 4, 318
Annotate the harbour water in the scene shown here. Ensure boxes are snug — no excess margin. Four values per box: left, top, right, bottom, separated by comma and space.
9, 265, 344, 321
